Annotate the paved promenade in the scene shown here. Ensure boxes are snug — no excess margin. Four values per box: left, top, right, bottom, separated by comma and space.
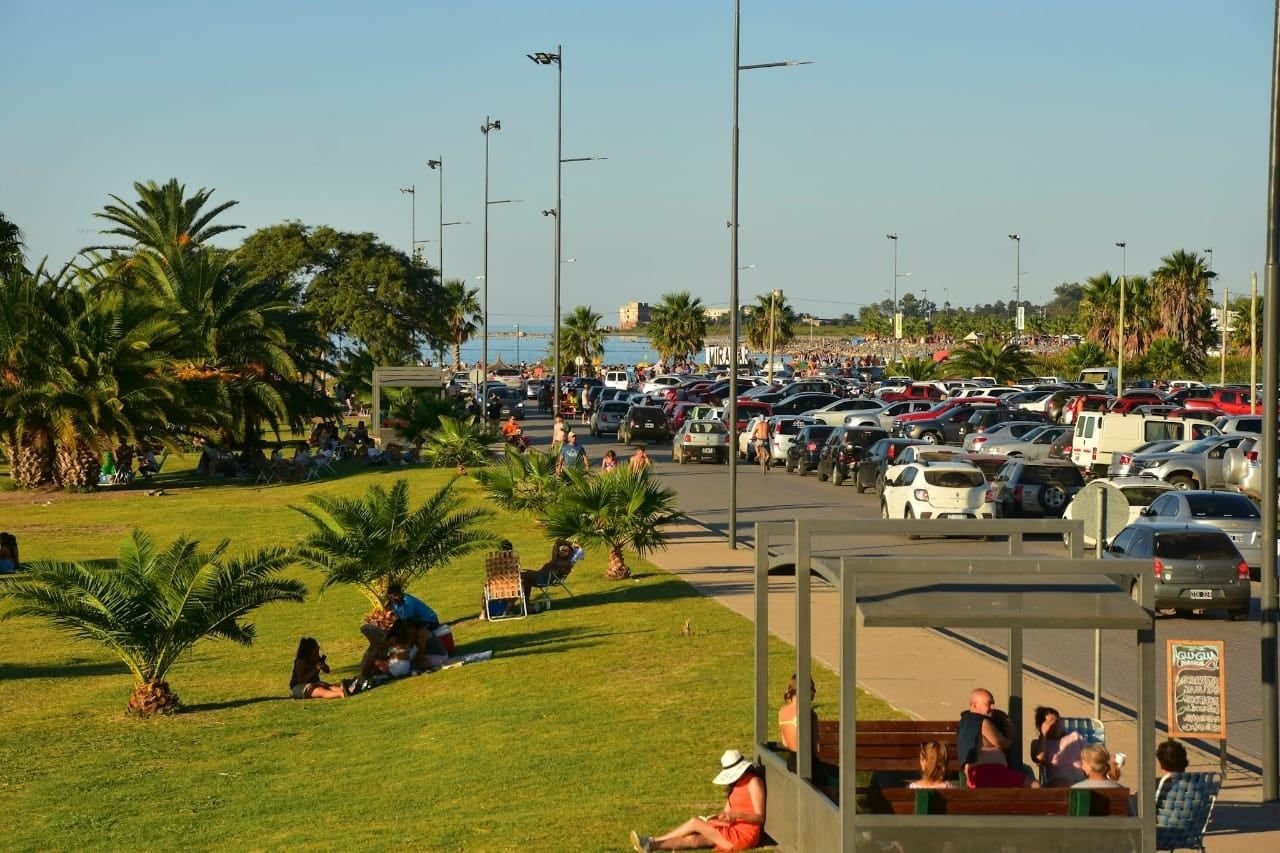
647, 521, 1280, 851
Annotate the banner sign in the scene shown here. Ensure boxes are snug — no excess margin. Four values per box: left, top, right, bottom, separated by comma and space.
1166, 639, 1226, 740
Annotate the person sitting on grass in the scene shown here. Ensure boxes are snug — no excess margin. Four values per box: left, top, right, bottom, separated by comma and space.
290, 637, 347, 699
910, 741, 956, 789
629, 750, 765, 852
386, 582, 447, 671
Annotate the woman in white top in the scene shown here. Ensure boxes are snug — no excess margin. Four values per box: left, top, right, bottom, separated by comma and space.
909, 741, 956, 789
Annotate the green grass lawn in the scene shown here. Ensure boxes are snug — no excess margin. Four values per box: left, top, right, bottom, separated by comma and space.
0, 455, 899, 852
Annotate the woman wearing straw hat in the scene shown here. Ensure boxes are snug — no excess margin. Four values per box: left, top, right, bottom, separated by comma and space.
629, 750, 765, 852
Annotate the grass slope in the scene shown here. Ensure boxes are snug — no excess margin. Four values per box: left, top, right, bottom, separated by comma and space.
0, 456, 898, 852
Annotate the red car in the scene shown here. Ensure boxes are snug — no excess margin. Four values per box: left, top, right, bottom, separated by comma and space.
890, 397, 1007, 428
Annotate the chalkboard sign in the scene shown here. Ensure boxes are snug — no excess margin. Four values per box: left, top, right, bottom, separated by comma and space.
1167, 640, 1227, 740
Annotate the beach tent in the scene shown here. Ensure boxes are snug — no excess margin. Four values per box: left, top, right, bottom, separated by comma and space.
963, 331, 981, 342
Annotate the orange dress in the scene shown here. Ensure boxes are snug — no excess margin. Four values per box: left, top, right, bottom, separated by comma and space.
708, 773, 764, 852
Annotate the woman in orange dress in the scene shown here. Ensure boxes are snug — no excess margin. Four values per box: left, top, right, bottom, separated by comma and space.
629, 750, 765, 852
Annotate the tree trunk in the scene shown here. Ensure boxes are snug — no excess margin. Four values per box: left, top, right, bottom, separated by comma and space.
11, 437, 54, 488
55, 439, 101, 490
605, 546, 630, 580
127, 680, 180, 715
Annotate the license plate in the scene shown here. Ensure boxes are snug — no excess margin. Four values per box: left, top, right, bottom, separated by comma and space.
1229, 534, 1246, 542
701, 447, 715, 455
645, 422, 654, 428
940, 513, 968, 519
1189, 590, 1213, 600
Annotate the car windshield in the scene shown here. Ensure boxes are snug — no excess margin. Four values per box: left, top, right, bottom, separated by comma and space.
1022, 465, 1085, 486
688, 421, 727, 435
1121, 486, 1172, 506
1183, 493, 1261, 519
923, 469, 985, 488
1154, 532, 1238, 560
629, 407, 664, 419
1016, 425, 1053, 441
1181, 436, 1224, 454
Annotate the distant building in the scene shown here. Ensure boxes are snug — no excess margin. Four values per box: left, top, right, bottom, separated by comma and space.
619, 301, 651, 330
704, 307, 732, 321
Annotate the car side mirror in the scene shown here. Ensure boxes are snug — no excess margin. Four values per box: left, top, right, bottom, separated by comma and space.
1139, 507, 1154, 517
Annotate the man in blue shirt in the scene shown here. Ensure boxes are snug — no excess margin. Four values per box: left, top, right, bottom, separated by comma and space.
557, 431, 589, 475
386, 582, 446, 669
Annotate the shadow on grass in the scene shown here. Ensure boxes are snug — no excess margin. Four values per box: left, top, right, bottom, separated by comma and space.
181, 695, 290, 713
0, 658, 131, 680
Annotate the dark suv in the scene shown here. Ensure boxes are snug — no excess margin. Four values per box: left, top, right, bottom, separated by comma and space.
1104, 523, 1250, 619
989, 459, 1086, 518
957, 408, 1048, 444
785, 424, 837, 475
851, 436, 926, 493
617, 405, 669, 445
817, 426, 890, 486
896, 405, 995, 445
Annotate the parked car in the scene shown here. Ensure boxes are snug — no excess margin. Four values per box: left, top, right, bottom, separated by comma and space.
671, 419, 731, 465
1214, 415, 1266, 435
953, 452, 1013, 481
1128, 433, 1257, 490
962, 420, 1049, 453
1061, 477, 1176, 548
524, 377, 545, 400
874, 400, 936, 432
957, 408, 1049, 447
1222, 436, 1270, 506
770, 392, 841, 416
980, 424, 1074, 460
487, 386, 525, 420
590, 400, 631, 436
785, 424, 837, 475
1103, 523, 1251, 619
990, 459, 1086, 518
803, 397, 886, 426
851, 437, 929, 493
1106, 439, 1187, 478
765, 415, 821, 462
883, 445, 966, 487
1134, 489, 1263, 573
881, 462, 995, 524
896, 405, 995, 445
809, 425, 888, 486
640, 374, 684, 394
617, 405, 669, 445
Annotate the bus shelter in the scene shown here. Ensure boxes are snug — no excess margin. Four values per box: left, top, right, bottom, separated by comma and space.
753, 517, 1157, 852
369, 366, 445, 446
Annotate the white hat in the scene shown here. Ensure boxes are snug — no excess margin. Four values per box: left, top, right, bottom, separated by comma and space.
712, 749, 753, 786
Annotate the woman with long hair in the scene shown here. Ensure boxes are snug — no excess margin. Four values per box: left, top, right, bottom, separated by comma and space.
629, 750, 765, 852
290, 637, 347, 699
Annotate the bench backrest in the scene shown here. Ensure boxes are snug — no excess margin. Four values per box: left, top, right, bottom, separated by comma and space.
875, 787, 1131, 816
815, 719, 959, 772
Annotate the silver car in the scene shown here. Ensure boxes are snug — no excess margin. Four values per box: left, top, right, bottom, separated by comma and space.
979, 424, 1073, 459
671, 419, 731, 465
1223, 436, 1269, 504
1135, 489, 1264, 572
874, 400, 936, 432
1103, 522, 1251, 619
1106, 439, 1184, 478
962, 420, 1050, 453
1128, 433, 1257, 490
589, 400, 630, 436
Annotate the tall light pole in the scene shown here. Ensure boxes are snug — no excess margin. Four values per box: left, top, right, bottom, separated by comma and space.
767, 288, 781, 383
1115, 241, 1126, 394
426, 158, 470, 293
399, 185, 415, 258
530, 46, 605, 419
887, 233, 901, 363
1262, 0, 1279, 800
514, 324, 521, 365
481, 117, 501, 426
727, 0, 810, 549
1009, 233, 1021, 338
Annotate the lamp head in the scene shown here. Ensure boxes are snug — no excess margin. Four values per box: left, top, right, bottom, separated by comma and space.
427, 159, 441, 169
542, 209, 556, 217
1115, 241, 1126, 249
527, 51, 561, 65
400, 187, 414, 195
886, 233, 897, 241
1008, 233, 1019, 241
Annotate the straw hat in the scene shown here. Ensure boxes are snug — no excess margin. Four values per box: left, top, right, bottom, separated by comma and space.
712, 749, 753, 785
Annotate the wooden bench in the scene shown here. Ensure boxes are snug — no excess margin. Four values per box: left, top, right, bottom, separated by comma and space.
812, 719, 959, 778
872, 786, 1131, 817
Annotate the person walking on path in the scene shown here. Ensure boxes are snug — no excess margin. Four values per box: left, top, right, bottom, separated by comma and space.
557, 432, 589, 475
752, 417, 771, 472
629, 446, 652, 473
551, 415, 567, 453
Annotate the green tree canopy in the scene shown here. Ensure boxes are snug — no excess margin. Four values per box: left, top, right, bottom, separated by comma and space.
647, 291, 707, 364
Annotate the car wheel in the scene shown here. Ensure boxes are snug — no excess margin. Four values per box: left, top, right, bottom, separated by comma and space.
875, 473, 885, 495
817, 465, 828, 482
881, 501, 890, 519
921, 432, 939, 445
798, 463, 807, 477
1040, 485, 1067, 513
1168, 474, 1196, 490
675, 447, 684, 464
785, 458, 795, 473
831, 467, 843, 487
904, 505, 919, 539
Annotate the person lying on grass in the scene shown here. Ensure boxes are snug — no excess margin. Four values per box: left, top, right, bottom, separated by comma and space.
629, 750, 765, 852
290, 637, 347, 699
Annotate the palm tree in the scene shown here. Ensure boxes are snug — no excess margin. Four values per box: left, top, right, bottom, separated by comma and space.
1080, 272, 1121, 355
889, 356, 940, 381
560, 305, 605, 374
1142, 337, 1203, 378
0, 212, 25, 275
0, 530, 306, 714
944, 339, 1036, 384
293, 478, 498, 608
473, 446, 562, 514
439, 279, 480, 370
418, 415, 496, 470
1063, 341, 1109, 375
647, 292, 707, 365
746, 293, 796, 352
90, 178, 244, 257
1118, 274, 1156, 359
1152, 249, 1215, 359
541, 468, 680, 579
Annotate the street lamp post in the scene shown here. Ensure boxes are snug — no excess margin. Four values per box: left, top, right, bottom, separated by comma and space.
514, 324, 521, 366
1115, 241, 1127, 394
1009, 233, 1021, 337
767, 289, 781, 383
727, 0, 810, 549
400, 185, 416, 258
481, 117, 501, 426
426, 158, 471, 294
887, 233, 900, 363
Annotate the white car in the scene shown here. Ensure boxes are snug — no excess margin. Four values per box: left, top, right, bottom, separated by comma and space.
640, 374, 684, 394
1061, 477, 1176, 548
803, 398, 886, 426
881, 462, 996, 523
883, 446, 965, 486
737, 415, 819, 461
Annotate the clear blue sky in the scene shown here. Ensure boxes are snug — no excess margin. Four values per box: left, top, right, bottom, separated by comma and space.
2, 1, 1272, 328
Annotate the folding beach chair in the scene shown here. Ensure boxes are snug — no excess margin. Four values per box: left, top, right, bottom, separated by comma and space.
1156, 771, 1220, 852
483, 550, 527, 620
528, 540, 577, 612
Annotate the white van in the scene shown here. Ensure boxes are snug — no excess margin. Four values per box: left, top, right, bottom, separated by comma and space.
604, 370, 632, 392
1078, 367, 1118, 392
1071, 412, 1220, 474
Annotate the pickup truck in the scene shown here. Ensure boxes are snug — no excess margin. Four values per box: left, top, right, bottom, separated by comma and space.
1180, 388, 1262, 416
